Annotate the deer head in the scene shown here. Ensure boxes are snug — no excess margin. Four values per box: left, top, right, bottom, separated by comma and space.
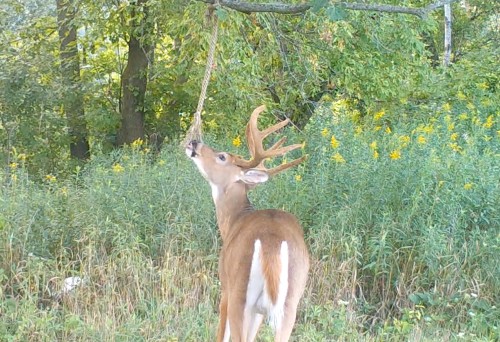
185, 105, 309, 341
186, 105, 305, 195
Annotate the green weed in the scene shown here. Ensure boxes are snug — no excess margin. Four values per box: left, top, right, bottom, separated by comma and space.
1, 98, 499, 341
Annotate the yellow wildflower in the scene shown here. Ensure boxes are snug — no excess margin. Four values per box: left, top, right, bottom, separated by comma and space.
374, 126, 382, 132
463, 183, 474, 190
448, 123, 455, 131
112, 163, 124, 173
295, 175, 302, 182
476, 82, 488, 90
422, 125, 434, 134
449, 142, 462, 153
45, 174, 56, 182
385, 127, 392, 134
331, 152, 346, 163
400, 135, 411, 146
355, 126, 363, 135
330, 135, 340, 149
457, 91, 467, 101
18, 153, 27, 162
459, 113, 468, 121
206, 119, 218, 129
450, 132, 459, 141
331, 99, 348, 112
483, 115, 494, 129
232, 135, 241, 147
370, 141, 378, 150
373, 150, 379, 159
131, 138, 144, 149
389, 150, 401, 160
321, 128, 329, 137
417, 136, 427, 144
374, 109, 385, 121
9, 162, 18, 170
442, 103, 452, 112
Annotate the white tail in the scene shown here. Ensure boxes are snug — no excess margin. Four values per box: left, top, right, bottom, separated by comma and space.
186, 105, 309, 341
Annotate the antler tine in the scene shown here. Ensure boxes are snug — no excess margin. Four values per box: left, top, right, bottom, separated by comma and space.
234, 105, 306, 174
267, 155, 307, 177
261, 118, 290, 140
266, 142, 303, 158
234, 105, 269, 168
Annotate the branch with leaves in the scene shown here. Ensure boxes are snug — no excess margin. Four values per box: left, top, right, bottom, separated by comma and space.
197, 0, 459, 18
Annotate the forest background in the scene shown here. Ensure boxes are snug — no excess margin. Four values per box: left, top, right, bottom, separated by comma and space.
0, 0, 499, 340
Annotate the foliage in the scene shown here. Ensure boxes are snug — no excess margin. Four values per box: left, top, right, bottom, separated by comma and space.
3, 0, 497, 172
0, 1, 498, 339
1, 84, 498, 338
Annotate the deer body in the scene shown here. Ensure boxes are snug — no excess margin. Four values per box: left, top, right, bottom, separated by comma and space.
186, 106, 309, 342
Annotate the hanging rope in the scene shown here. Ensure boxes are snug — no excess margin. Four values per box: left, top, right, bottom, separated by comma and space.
184, 1, 220, 145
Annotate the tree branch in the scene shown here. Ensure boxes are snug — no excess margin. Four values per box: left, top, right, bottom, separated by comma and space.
197, 0, 460, 18
340, 2, 425, 18
197, 0, 310, 14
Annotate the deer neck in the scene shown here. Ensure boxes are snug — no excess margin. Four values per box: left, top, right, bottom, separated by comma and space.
211, 183, 253, 241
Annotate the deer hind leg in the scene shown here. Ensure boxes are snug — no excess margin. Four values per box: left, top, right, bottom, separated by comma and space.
226, 293, 247, 342
274, 305, 298, 342
275, 271, 309, 341
217, 292, 230, 342
246, 312, 264, 342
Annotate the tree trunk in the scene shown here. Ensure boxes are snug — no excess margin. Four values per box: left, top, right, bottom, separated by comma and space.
443, 4, 452, 66
117, 0, 154, 146
56, 0, 90, 159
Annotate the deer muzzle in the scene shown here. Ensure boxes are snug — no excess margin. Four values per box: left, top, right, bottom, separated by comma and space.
186, 140, 200, 158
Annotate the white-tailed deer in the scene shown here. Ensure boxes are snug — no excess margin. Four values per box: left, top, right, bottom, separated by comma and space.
185, 105, 309, 342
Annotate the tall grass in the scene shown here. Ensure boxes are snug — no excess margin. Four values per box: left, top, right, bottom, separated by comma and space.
1, 101, 498, 341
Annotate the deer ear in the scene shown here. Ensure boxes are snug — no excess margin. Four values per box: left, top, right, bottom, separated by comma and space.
239, 169, 269, 185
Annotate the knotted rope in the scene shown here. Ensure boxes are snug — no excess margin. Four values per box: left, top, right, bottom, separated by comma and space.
184, 1, 220, 145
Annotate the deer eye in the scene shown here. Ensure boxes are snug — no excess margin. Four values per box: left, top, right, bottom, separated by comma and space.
218, 154, 226, 162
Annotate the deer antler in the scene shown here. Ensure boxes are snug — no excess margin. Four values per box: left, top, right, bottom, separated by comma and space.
234, 105, 306, 176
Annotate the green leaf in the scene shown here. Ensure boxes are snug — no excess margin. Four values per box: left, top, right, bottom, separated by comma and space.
216, 7, 229, 21
311, 0, 329, 13
326, 5, 347, 21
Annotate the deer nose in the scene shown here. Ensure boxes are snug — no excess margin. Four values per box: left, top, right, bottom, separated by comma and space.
189, 140, 199, 149
187, 140, 199, 157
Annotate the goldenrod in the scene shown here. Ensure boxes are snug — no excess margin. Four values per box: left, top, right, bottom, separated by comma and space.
112, 163, 124, 173
374, 109, 385, 121
330, 135, 340, 149
389, 150, 401, 160
232, 135, 241, 147
331, 152, 346, 163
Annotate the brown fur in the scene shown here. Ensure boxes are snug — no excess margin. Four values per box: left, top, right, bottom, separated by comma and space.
260, 241, 282, 305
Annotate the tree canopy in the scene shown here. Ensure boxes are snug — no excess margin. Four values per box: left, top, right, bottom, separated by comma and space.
0, 0, 498, 174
